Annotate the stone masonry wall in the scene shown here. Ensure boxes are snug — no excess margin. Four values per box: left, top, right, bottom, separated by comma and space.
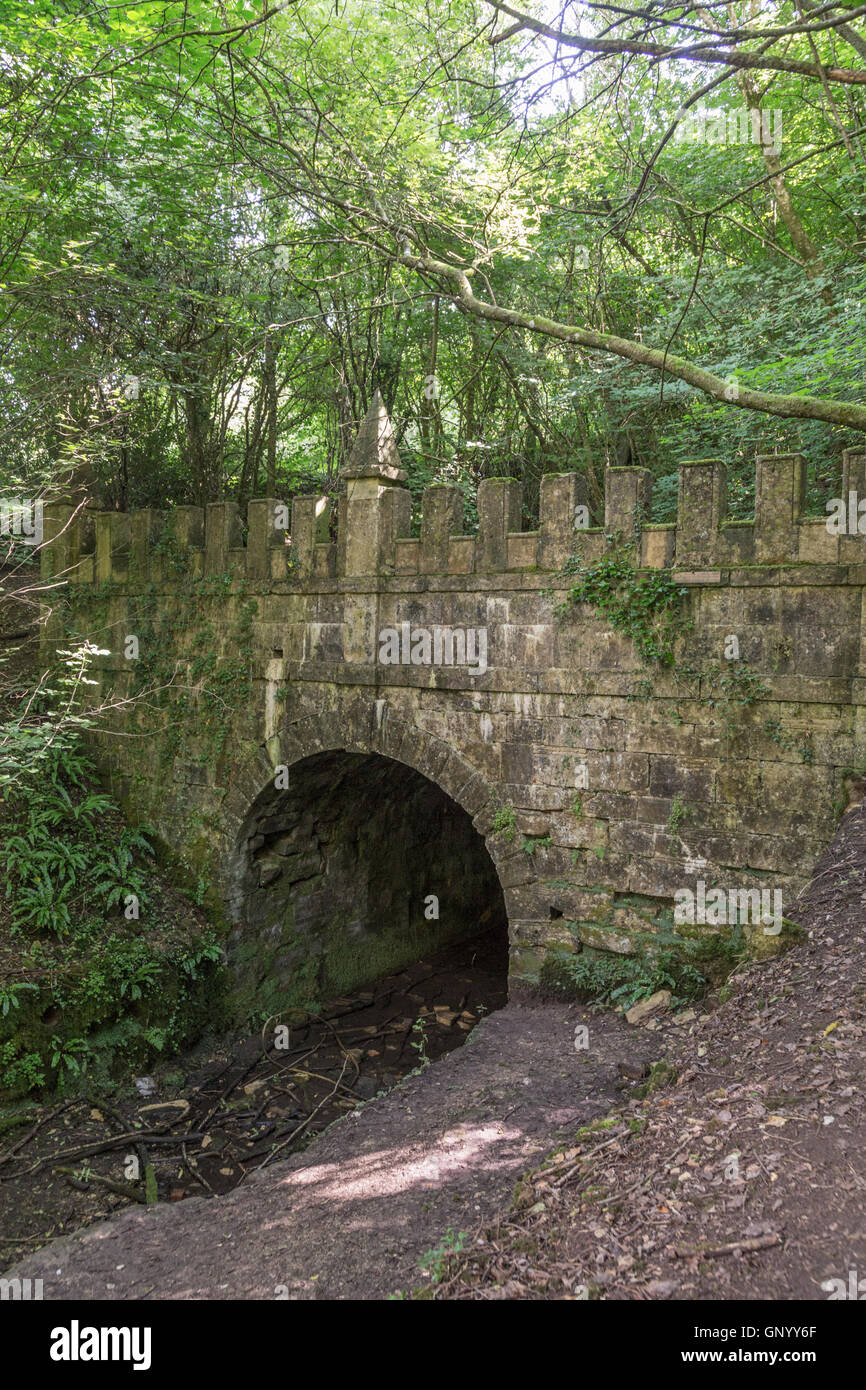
39, 396, 866, 1002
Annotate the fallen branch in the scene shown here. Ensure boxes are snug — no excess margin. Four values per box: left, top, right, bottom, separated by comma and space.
182, 1141, 216, 1196
397, 244, 866, 432
0, 1101, 78, 1165
52, 1165, 147, 1204
670, 1233, 781, 1259
250, 1057, 351, 1175
0, 1124, 201, 1180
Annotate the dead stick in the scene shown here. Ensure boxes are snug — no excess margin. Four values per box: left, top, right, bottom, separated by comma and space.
289, 1067, 360, 1100
317, 1015, 361, 1076
0, 1124, 196, 1180
670, 1234, 781, 1259
199, 1056, 262, 1129
182, 1142, 216, 1195
52, 1165, 147, 1204
251, 1058, 350, 1175
0, 1100, 78, 1165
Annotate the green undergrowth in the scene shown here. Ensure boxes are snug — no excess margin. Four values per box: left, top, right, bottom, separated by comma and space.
536, 920, 747, 1011
0, 713, 228, 1101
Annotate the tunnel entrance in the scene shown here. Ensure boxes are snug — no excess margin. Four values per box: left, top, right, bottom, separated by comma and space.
230, 750, 509, 1018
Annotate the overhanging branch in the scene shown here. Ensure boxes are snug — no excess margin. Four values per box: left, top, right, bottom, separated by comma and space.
397, 246, 866, 433
485, 1, 866, 85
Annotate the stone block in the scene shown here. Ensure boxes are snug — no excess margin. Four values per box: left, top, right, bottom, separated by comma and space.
675, 459, 727, 568
420, 485, 463, 573
755, 453, 805, 564
604, 466, 652, 533
539, 472, 587, 571
477, 478, 521, 571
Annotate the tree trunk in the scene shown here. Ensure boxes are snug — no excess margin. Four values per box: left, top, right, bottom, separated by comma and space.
264, 329, 277, 497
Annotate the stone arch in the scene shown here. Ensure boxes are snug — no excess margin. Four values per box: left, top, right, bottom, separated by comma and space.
219, 701, 515, 1013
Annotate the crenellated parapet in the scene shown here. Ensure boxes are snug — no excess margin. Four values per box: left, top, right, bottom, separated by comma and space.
39, 392, 866, 589
34, 389, 866, 1007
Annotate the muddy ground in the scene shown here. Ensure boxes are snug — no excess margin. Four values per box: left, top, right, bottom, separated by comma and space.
0, 929, 509, 1270
1, 974, 653, 1298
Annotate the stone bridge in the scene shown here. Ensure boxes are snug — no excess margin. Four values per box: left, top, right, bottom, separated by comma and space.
40, 396, 866, 1013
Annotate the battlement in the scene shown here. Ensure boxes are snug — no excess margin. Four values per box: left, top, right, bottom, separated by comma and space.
39, 393, 866, 587
33, 394, 866, 1010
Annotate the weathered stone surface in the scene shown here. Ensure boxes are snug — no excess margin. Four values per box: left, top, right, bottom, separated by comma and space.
41, 410, 866, 1006
477, 478, 521, 571
675, 460, 727, 569
420, 484, 463, 573
755, 453, 805, 565
605, 466, 652, 532
340, 389, 407, 482
576, 923, 636, 955
539, 471, 586, 571
625, 990, 672, 1025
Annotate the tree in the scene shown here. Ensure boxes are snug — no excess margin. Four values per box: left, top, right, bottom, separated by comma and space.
1, 0, 864, 526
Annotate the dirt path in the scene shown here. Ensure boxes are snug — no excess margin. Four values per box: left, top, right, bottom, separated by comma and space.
3, 1000, 653, 1299
429, 804, 866, 1301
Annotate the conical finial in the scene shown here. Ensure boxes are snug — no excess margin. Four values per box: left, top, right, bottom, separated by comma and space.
341, 389, 407, 483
